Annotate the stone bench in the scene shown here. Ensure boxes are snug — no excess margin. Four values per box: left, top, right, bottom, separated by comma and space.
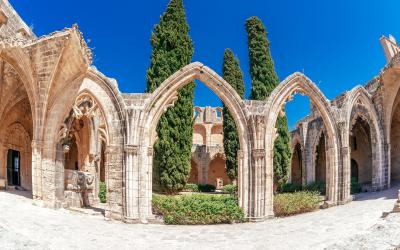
0, 178, 5, 190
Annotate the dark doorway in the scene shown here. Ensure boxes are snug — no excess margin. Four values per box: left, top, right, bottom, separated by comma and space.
7, 149, 21, 186
351, 159, 359, 183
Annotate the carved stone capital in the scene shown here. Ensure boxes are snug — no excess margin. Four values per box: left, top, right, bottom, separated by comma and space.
237, 150, 244, 159
252, 149, 266, 159
105, 145, 120, 154
148, 147, 154, 156
31, 140, 44, 149
340, 146, 350, 156
125, 145, 139, 155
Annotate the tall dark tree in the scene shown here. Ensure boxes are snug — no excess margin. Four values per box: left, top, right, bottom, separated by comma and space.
146, 0, 194, 193
246, 16, 291, 188
222, 49, 245, 181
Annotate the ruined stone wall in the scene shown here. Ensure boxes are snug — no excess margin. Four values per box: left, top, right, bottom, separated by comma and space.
190, 106, 229, 186
0, 0, 35, 40
2, 0, 400, 223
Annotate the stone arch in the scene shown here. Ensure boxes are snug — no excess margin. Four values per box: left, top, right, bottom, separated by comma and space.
291, 142, 303, 185
0, 55, 35, 196
0, 49, 36, 120
215, 107, 223, 121
194, 106, 203, 120
208, 153, 229, 189
136, 62, 249, 221
388, 83, 400, 185
40, 72, 126, 216
2, 122, 32, 191
345, 86, 385, 191
265, 72, 339, 204
210, 124, 223, 146
44, 69, 127, 154
290, 134, 305, 184
193, 124, 206, 145
308, 123, 327, 184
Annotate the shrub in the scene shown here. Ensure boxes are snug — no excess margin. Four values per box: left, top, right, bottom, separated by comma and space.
198, 184, 216, 192
304, 181, 326, 195
184, 183, 199, 192
152, 193, 246, 225
351, 177, 362, 194
221, 184, 237, 197
274, 191, 321, 217
279, 183, 303, 193
98, 182, 107, 203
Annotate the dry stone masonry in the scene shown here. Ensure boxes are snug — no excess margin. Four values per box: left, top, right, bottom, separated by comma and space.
0, 0, 400, 223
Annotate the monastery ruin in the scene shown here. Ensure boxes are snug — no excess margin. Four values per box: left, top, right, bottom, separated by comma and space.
1, 0, 400, 223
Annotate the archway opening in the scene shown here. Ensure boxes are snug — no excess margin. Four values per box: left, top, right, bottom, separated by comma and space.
208, 154, 231, 189
61, 93, 110, 209
0, 60, 33, 196
290, 143, 303, 185
350, 116, 372, 192
391, 91, 400, 183
315, 132, 326, 184
149, 70, 246, 199
267, 75, 338, 206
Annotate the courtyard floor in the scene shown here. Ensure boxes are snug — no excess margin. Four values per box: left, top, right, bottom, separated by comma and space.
0, 186, 399, 250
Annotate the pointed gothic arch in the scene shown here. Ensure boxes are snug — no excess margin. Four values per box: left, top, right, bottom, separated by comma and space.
265, 72, 340, 205
344, 86, 385, 192
133, 62, 250, 221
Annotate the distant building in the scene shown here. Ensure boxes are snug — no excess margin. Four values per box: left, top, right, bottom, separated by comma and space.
190, 106, 232, 189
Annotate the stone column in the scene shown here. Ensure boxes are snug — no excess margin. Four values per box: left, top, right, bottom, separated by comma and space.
124, 145, 139, 221
137, 146, 154, 223
246, 112, 273, 221
237, 150, 244, 208
304, 140, 315, 184
339, 146, 351, 204
386, 143, 391, 189
31, 140, 43, 201
104, 145, 123, 220
336, 121, 350, 205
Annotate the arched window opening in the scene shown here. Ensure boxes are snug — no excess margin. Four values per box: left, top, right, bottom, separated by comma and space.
349, 116, 372, 192
290, 143, 302, 185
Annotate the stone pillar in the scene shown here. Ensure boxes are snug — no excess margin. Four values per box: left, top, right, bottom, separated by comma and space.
137, 146, 154, 223
246, 112, 273, 221
124, 145, 139, 221
339, 146, 351, 204
386, 143, 391, 189
325, 145, 339, 205
304, 141, 315, 184
31, 140, 43, 201
104, 145, 123, 220
237, 150, 244, 208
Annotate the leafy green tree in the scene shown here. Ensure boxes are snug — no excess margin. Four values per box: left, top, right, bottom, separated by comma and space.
246, 16, 291, 188
222, 49, 245, 181
146, 0, 194, 193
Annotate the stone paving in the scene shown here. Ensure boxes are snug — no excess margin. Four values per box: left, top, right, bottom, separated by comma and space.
0, 185, 399, 250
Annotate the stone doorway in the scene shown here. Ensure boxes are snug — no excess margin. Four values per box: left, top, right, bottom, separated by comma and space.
7, 149, 21, 187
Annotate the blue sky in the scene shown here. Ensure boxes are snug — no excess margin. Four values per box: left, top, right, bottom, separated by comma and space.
11, 0, 400, 129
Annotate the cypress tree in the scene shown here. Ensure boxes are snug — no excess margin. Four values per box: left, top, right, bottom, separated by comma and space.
245, 16, 291, 188
146, 0, 194, 193
222, 49, 245, 181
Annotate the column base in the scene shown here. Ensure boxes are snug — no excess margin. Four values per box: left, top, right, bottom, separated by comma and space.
337, 196, 353, 205
247, 214, 274, 222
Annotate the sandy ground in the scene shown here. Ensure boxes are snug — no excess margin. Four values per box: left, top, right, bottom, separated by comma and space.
0, 186, 399, 250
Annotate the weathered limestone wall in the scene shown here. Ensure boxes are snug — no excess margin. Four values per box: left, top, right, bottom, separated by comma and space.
0, 0, 35, 40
